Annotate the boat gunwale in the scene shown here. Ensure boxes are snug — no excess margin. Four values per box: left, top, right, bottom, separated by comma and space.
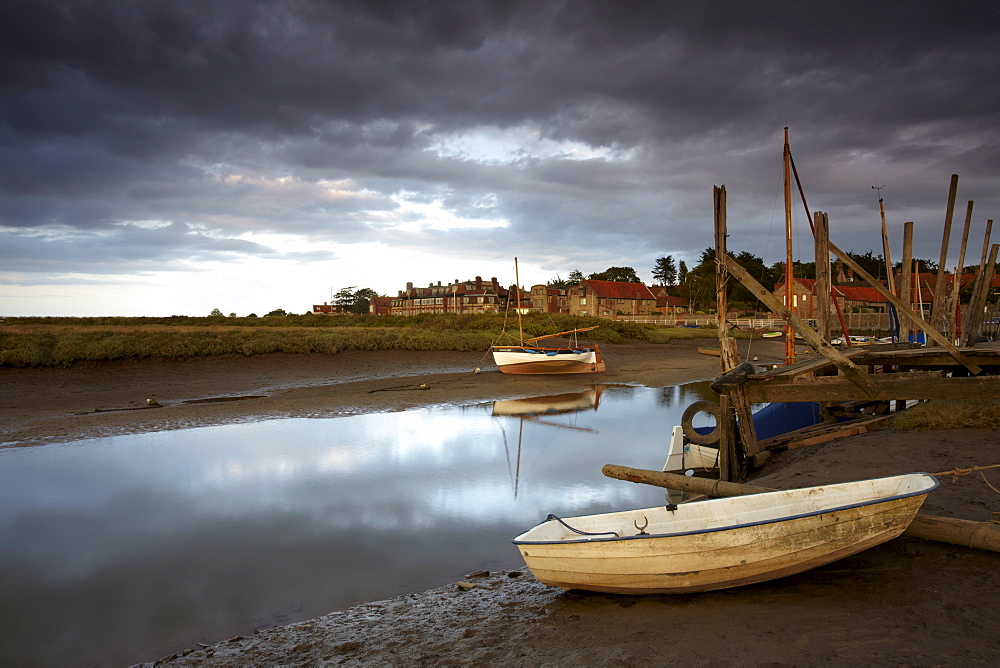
491, 345, 600, 354
512, 473, 939, 546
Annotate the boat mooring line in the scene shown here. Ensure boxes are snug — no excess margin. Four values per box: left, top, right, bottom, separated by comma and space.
545, 513, 619, 539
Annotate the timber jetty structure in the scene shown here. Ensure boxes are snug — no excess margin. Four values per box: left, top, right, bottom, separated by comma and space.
708, 168, 1000, 482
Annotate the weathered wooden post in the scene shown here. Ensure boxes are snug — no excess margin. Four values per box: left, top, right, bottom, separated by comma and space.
964, 243, 999, 347
814, 211, 831, 343
963, 220, 993, 347
930, 174, 958, 336
713, 185, 759, 481
900, 221, 914, 342
948, 201, 974, 342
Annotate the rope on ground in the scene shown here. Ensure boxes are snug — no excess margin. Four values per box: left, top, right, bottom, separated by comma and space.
929, 464, 1000, 500
367, 383, 431, 393
931, 464, 1000, 481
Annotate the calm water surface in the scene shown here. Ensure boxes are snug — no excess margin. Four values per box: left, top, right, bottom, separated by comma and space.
0, 382, 718, 666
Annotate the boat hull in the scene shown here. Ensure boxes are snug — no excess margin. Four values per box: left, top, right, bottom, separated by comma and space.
491, 347, 606, 374
513, 473, 936, 594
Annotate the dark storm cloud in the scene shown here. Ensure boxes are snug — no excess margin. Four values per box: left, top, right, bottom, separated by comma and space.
1, 0, 998, 278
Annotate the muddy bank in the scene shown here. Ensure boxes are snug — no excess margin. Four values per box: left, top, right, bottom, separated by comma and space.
1, 339, 753, 448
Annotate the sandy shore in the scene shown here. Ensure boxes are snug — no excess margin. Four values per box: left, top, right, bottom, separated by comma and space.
3, 338, 998, 665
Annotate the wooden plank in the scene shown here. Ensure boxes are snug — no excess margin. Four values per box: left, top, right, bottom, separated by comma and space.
723, 255, 882, 397
758, 414, 891, 451
743, 372, 1000, 403
782, 416, 891, 450
843, 345, 1000, 366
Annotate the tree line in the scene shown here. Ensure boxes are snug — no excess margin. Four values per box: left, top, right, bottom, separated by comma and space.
212, 248, 994, 317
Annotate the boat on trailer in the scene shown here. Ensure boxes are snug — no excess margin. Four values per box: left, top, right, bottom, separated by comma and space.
512, 472, 937, 594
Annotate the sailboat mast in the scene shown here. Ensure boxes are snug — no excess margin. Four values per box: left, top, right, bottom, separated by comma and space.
514, 257, 524, 346
783, 127, 795, 365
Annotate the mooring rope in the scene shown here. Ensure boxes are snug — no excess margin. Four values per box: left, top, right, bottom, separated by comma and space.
546, 514, 619, 538
931, 464, 1000, 481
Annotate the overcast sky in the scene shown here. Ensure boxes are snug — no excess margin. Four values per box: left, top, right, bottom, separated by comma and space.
2, 1, 998, 316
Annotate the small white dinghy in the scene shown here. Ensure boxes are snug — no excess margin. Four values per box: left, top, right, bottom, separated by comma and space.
512, 473, 938, 594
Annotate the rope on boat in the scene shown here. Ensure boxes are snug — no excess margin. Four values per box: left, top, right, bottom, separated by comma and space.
546, 514, 619, 538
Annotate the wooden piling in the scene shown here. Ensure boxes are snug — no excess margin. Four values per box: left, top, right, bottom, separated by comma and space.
963, 220, 993, 347
949, 201, 974, 340
814, 211, 831, 343
714, 185, 759, 480
930, 174, 958, 334
900, 221, 914, 342
964, 243, 1000, 347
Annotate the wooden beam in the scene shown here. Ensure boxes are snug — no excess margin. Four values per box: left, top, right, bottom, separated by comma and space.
743, 372, 1000, 403
723, 255, 882, 397
827, 237, 982, 375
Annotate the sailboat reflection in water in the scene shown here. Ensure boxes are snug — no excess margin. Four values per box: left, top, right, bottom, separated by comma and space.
491, 386, 604, 498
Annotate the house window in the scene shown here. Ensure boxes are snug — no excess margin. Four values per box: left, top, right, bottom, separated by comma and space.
580, 298, 587, 305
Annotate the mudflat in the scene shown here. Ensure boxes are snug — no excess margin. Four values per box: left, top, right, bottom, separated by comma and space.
3, 338, 997, 665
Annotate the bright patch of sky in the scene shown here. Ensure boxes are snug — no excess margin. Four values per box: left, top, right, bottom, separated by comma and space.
426, 124, 635, 165
384, 191, 508, 232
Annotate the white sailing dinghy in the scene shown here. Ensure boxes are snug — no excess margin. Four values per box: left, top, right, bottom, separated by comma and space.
512, 472, 937, 594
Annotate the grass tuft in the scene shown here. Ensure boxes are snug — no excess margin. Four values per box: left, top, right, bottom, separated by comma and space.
891, 399, 1000, 431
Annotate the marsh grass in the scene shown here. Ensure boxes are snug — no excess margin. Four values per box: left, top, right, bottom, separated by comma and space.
0, 315, 706, 367
891, 399, 1000, 431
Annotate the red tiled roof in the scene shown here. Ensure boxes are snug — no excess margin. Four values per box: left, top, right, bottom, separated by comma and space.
584, 279, 657, 300
833, 285, 887, 302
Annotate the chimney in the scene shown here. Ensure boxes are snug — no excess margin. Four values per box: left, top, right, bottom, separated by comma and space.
475, 276, 482, 290
406, 282, 413, 290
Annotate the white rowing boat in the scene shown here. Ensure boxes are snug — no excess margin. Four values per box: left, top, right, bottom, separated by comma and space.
512, 472, 938, 594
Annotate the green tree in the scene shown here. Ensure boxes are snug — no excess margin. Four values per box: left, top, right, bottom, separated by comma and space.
588, 266, 641, 283
843, 250, 887, 282
567, 269, 584, 284
678, 260, 688, 285
350, 288, 380, 314
209, 308, 224, 316
652, 255, 677, 286
228, 312, 237, 317
264, 309, 288, 317
334, 286, 381, 314
677, 249, 716, 311
547, 275, 569, 289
